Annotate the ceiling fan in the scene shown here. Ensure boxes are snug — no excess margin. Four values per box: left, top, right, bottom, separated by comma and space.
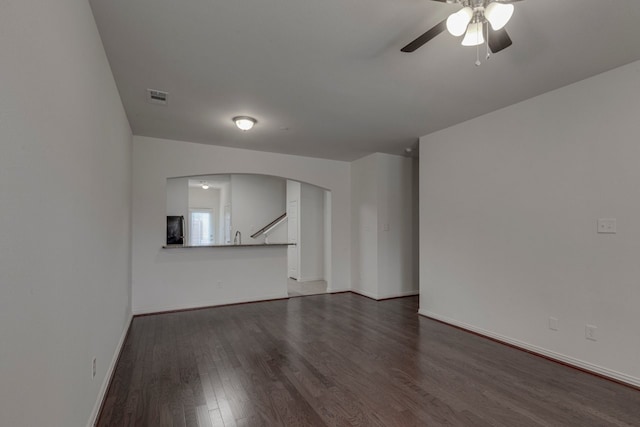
401, 0, 522, 63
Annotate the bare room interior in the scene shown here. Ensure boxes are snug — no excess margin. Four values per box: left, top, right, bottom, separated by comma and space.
2, 1, 640, 426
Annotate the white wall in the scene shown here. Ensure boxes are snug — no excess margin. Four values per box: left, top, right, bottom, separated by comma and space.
166, 177, 188, 218
377, 154, 415, 298
351, 154, 379, 297
189, 186, 220, 211
132, 136, 351, 314
299, 183, 325, 282
219, 180, 231, 243
351, 153, 415, 299
324, 191, 333, 289
419, 60, 640, 387
135, 245, 289, 314
411, 157, 420, 298
0, 1, 132, 426
231, 174, 286, 244
286, 180, 327, 281
287, 180, 301, 278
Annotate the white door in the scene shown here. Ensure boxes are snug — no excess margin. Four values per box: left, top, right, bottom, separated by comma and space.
287, 200, 298, 279
224, 204, 231, 244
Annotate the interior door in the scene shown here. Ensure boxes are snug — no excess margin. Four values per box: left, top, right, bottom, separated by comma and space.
224, 204, 231, 244
287, 200, 298, 279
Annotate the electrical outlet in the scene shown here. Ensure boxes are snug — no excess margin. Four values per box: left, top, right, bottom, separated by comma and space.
597, 218, 616, 234
92, 357, 97, 379
586, 325, 597, 341
548, 317, 558, 331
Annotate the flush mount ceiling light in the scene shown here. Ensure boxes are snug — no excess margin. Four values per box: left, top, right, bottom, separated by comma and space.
232, 116, 257, 131
201, 181, 210, 190
402, 0, 519, 65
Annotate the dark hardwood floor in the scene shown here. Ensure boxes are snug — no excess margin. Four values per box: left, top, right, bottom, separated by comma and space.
98, 294, 640, 426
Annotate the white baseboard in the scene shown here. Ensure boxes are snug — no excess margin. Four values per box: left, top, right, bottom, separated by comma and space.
419, 309, 640, 389
87, 314, 133, 427
350, 288, 379, 300
377, 290, 419, 300
132, 292, 290, 315
351, 288, 419, 300
297, 275, 324, 283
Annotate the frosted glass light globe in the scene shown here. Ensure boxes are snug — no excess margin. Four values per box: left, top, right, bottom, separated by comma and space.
461, 22, 485, 47
446, 7, 473, 37
233, 116, 257, 131
485, 2, 514, 30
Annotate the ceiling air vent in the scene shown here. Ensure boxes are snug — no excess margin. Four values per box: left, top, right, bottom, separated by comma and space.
146, 89, 168, 106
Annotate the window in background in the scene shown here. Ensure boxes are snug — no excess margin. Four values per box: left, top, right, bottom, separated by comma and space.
189, 209, 214, 246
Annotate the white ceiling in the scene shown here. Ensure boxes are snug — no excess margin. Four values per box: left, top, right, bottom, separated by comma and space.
89, 0, 640, 161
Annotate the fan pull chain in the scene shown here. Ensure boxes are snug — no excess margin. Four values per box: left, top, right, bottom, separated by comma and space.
475, 43, 481, 66
486, 22, 491, 60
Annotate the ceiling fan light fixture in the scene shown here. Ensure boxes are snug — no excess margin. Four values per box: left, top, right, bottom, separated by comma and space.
233, 116, 257, 131
461, 21, 485, 46
446, 7, 473, 37
485, 2, 514, 31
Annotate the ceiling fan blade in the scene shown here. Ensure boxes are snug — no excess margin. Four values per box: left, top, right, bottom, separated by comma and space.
488, 27, 512, 53
401, 19, 447, 53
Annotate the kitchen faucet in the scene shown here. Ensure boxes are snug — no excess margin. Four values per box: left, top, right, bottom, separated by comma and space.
233, 230, 242, 245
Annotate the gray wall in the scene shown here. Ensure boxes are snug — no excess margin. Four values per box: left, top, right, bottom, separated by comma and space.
351, 153, 415, 299
132, 136, 352, 313
419, 60, 640, 387
0, 1, 133, 426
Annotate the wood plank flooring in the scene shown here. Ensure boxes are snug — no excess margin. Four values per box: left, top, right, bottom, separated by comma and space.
97, 294, 640, 426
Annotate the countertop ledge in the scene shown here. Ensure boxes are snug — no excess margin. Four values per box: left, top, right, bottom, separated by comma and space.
163, 243, 294, 249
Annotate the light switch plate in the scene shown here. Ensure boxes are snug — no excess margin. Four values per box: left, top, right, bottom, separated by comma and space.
597, 218, 616, 234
